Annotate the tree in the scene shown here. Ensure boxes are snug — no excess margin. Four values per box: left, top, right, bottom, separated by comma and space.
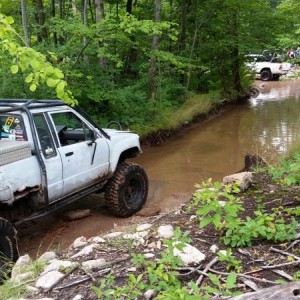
148, 0, 161, 103
0, 14, 76, 105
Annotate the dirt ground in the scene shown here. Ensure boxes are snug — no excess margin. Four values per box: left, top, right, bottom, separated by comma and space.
33, 171, 300, 299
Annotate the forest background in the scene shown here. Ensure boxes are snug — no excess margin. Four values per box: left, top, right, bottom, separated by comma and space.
0, 0, 300, 136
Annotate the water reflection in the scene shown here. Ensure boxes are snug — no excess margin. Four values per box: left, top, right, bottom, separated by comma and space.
135, 79, 300, 207
249, 79, 300, 153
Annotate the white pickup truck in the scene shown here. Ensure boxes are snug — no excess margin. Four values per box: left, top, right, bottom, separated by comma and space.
245, 54, 291, 81
0, 99, 148, 276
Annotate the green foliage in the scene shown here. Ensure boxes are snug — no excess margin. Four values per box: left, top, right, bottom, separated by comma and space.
191, 179, 298, 247
91, 227, 191, 299
268, 153, 300, 186
0, 14, 76, 105
217, 249, 242, 272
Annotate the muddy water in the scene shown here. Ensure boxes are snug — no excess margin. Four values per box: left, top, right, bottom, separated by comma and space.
19, 79, 300, 257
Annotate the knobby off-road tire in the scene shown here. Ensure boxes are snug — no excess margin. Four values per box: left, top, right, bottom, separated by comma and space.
0, 218, 19, 280
105, 162, 148, 217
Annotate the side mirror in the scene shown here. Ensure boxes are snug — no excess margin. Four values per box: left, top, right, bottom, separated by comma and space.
89, 129, 97, 142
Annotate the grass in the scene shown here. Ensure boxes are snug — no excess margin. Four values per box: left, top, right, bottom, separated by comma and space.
136, 91, 221, 138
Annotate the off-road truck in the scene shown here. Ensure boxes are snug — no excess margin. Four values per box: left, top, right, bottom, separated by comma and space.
0, 99, 148, 276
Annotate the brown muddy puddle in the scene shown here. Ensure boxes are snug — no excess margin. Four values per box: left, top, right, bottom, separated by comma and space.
19, 79, 300, 257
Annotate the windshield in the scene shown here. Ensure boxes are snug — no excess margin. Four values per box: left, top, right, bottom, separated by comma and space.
0, 114, 27, 141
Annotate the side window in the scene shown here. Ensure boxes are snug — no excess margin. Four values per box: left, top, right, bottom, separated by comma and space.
33, 114, 56, 157
50, 112, 91, 147
0, 114, 27, 141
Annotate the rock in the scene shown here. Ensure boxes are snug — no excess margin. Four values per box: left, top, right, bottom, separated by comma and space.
189, 215, 197, 222
243, 154, 267, 171
223, 172, 253, 192
144, 289, 158, 300
38, 252, 57, 263
12, 271, 34, 283
82, 258, 106, 270
72, 295, 84, 300
62, 209, 91, 221
173, 242, 206, 265
123, 230, 149, 240
42, 259, 76, 275
72, 236, 88, 248
88, 236, 105, 244
210, 245, 219, 253
144, 253, 155, 259
36, 270, 64, 290
11, 254, 32, 280
136, 223, 153, 231
127, 267, 137, 272
157, 225, 174, 239
103, 232, 123, 239
71, 244, 98, 258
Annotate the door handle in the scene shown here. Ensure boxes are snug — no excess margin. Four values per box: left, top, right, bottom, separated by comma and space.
65, 152, 74, 157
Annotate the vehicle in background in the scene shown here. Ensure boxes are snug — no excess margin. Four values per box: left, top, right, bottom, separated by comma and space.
245, 53, 291, 81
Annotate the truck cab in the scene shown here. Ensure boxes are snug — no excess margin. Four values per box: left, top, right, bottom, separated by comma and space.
0, 99, 148, 277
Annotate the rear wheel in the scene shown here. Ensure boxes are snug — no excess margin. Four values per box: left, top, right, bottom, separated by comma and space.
272, 74, 280, 80
105, 162, 148, 217
0, 218, 19, 280
260, 69, 272, 81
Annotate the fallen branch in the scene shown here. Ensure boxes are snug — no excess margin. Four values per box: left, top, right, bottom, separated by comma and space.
195, 257, 219, 287
262, 260, 300, 270
230, 279, 300, 300
286, 239, 300, 251
270, 246, 300, 261
54, 268, 111, 290
208, 268, 278, 285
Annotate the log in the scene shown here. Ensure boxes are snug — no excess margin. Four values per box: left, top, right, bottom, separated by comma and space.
230, 280, 300, 300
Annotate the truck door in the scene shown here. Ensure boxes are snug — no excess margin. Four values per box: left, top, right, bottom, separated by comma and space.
33, 114, 63, 202
48, 111, 110, 196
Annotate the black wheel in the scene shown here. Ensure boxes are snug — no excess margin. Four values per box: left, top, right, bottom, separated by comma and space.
105, 162, 148, 217
260, 69, 272, 81
272, 74, 280, 81
0, 218, 19, 280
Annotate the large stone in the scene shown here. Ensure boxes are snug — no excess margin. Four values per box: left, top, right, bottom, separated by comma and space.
11, 254, 32, 280
223, 172, 253, 192
42, 259, 76, 275
82, 258, 106, 270
36, 270, 64, 290
71, 244, 98, 258
72, 236, 88, 248
38, 252, 57, 263
157, 225, 174, 239
136, 223, 153, 232
173, 242, 206, 266
103, 232, 123, 239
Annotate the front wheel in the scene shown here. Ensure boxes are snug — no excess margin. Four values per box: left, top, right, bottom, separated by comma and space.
260, 69, 272, 81
0, 218, 19, 280
105, 162, 148, 217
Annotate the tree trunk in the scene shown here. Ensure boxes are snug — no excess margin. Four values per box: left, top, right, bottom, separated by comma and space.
33, 0, 48, 42
82, 0, 89, 62
95, 0, 106, 66
231, 11, 243, 99
148, 0, 161, 103
50, 0, 58, 45
21, 0, 30, 46
126, 0, 133, 14
71, 0, 77, 16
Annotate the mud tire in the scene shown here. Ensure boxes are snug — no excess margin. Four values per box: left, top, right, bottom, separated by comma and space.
105, 162, 148, 217
260, 69, 272, 81
0, 218, 19, 280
